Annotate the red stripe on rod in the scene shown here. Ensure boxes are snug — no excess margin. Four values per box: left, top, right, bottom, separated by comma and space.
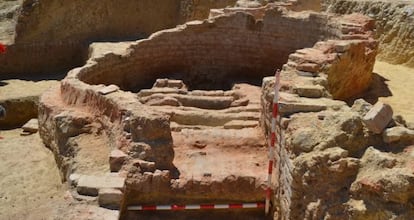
142, 205, 157, 210
272, 103, 279, 118
200, 204, 215, 209
268, 160, 273, 174
0, 43, 6, 54
270, 132, 276, 147
266, 188, 272, 199
229, 204, 243, 209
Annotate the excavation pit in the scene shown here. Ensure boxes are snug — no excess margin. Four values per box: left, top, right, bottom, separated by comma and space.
38, 5, 377, 219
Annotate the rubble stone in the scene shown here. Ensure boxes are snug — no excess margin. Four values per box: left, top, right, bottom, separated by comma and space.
363, 102, 393, 134
383, 126, 414, 144
109, 149, 128, 172
21, 118, 39, 133
98, 85, 119, 95
351, 99, 372, 116
77, 175, 125, 196
98, 188, 123, 209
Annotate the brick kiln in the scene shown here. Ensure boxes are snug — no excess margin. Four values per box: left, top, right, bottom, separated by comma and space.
38, 5, 377, 219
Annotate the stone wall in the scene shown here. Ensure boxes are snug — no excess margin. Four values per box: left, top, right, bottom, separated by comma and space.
323, 0, 414, 67
259, 13, 377, 219
79, 8, 342, 92
180, 0, 238, 21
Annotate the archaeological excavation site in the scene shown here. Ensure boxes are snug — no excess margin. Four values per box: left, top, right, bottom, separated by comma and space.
1, 0, 414, 219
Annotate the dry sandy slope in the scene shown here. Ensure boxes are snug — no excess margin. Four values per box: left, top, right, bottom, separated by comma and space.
373, 61, 414, 123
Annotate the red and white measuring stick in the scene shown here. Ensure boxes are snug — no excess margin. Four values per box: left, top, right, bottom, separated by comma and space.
128, 202, 265, 211
0, 43, 6, 54
265, 69, 281, 215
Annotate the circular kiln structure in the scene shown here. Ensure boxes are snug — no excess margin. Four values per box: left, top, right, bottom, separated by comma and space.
38, 6, 377, 219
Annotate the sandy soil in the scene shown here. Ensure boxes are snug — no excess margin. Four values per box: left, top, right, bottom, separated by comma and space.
0, 129, 65, 220
373, 61, 414, 123
73, 133, 111, 176
0, 78, 61, 100
0, 129, 118, 220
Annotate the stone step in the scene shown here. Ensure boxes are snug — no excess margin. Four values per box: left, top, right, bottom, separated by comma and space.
292, 85, 325, 98
77, 175, 125, 196
141, 93, 239, 110
341, 26, 364, 34
223, 120, 259, 129
169, 110, 260, 126
341, 34, 369, 40
137, 88, 188, 98
296, 63, 321, 73
153, 79, 186, 89
288, 53, 306, 63
295, 48, 323, 55
170, 122, 210, 131
222, 104, 261, 113
98, 188, 123, 209
286, 61, 298, 68
279, 92, 346, 116
296, 70, 318, 77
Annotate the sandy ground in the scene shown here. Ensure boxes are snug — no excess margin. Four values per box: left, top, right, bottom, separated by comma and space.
0, 129, 65, 220
0, 129, 118, 220
373, 61, 414, 123
0, 78, 61, 100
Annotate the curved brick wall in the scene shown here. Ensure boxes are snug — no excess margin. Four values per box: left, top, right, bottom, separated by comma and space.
1, 0, 237, 75
79, 8, 342, 91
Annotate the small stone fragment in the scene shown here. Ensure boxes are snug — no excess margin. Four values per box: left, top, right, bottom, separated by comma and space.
98, 85, 119, 95
22, 118, 39, 133
132, 159, 156, 172
109, 149, 128, 172
362, 102, 393, 134
296, 63, 320, 73
77, 175, 125, 196
98, 188, 123, 209
383, 126, 414, 143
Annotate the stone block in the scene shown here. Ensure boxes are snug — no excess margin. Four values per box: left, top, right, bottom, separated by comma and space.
223, 120, 258, 129
132, 159, 156, 172
296, 63, 320, 73
109, 149, 128, 172
77, 175, 125, 196
98, 188, 123, 209
363, 102, 393, 134
146, 97, 181, 107
153, 79, 186, 89
69, 173, 82, 186
334, 41, 351, 52
351, 99, 372, 116
98, 85, 119, 95
293, 85, 324, 98
21, 118, 39, 133
383, 126, 414, 143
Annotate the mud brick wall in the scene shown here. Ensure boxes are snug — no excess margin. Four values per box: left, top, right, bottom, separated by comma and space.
79, 8, 341, 91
